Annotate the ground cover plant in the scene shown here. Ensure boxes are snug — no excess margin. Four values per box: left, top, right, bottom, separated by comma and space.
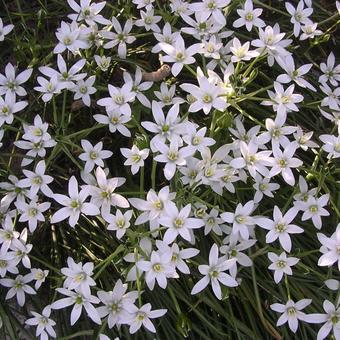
0, 0, 339, 339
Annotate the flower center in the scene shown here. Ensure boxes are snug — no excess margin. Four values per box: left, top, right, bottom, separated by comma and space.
75, 272, 86, 282
276, 223, 286, 233
89, 151, 98, 160
278, 159, 287, 168
277, 260, 286, 268
174, 217, 184, 228
80, 86, 87, 94
111, 116, 119, 124
28, 208, 38, 217
116, 218, 125, 228
245, 12, 253, 21
230, 249, 237, 257
209, 269, 219, 278
0, 260, 7, 268
309, 205, 318, 213
70, 200, 80, 209
168, 151, 178, 161
132, 154, 141, 163
40, 317, 49, 325
235, 215, 246, 224
175, 52, 185, 62
63, 37, 72, 45
202, 94, 212, 103
162, 124, 170, 132
153, 263, 162, 272
271, 128, 281, 138
114, 95, 124, 105
75, 295, 83, 304
259, 183, 268, 191
153, 200, 163, 210
192, 136, 201, 145
287, 307, 296, 316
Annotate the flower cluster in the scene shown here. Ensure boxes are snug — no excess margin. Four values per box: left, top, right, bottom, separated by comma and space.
0, 0, 339, 339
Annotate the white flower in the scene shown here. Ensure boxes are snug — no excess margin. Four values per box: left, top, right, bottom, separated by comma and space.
293, 126, 318, 151
295, 194, 330, 229
15, 198, 50, 233
253, 174, 280, 203
51, 288, 101, 325
97, 82, 135, 115
123, 68, 153, 108
137, 250, 175, 290
285, 1, 313, 37
18, 160, 54, 198
0, 92, 28, 127
96, 279, 138, 328
27, 268, 49, 290
94, 55, 111, 72
262, 82, 304, 116
230, 140, 272, 179
154, 82, 185, 107
156, 241, 199, 274
129, 186, 176, 234
152, 22, 181, 53
180, 68, 228, 115
79, 139, 113, 173
276, 55, 316, 91
233, 0, 265, 31
269, 142, 303, 186
220, 238, 255, 277
293, 175, 317, 204
54, 21, 88, 54
0, 216, 20, 253
72, 76, 96, 107
189, 0, 230, 26
93, 110, 131, 137
319, 134, 340, 159
160, 35, 200, 76
141, 101, 184, 150
230, 37, 259, 63
154, 140, 192, 180
202, 208, 224, 235
317, 224, 340, 270
316, 300, 340, 340
257, 111, 297, 147
221, 200, 256, 240
39, 54, 86, 90
102, 18, 136, 59
256, 206, 303, 252
320, 83, 340, 111
0, 251, 19, 278
191, 243, 238, 300
300, 23, 322, 40
107, 209, 133, 239
0, 274, 36, 306
25, 305, 56, 340
67, 0, 110, 26
34, 75, 62, 102
319, 52, 340, 86
252, 24, 292, 67
61, 257, 96, 296
0, 63, 32, 98
0, 18, 14, 41
270, 299, 312, 333
51, 176, 100, 227
120, 145, 149, 175
268, 251, 299, 283
159, 202, 204, 244
135, 8, 162, 32
87, 167, 129, 219
126, 303, 167, 334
